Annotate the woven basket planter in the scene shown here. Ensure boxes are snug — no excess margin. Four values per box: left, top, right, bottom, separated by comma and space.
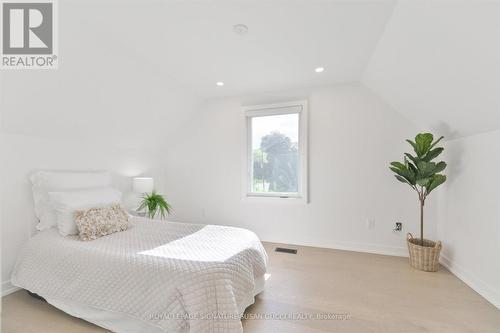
407, 233, 442, 272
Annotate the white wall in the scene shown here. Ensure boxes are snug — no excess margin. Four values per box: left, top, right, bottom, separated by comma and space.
163, 83, 439, 255
438, 130, 500, 308
0, 33, 200, 293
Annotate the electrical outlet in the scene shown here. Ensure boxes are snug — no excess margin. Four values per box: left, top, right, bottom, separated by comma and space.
394, 222, 402, 232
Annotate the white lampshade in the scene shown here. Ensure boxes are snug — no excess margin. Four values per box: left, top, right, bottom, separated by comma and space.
132, 177, 154, 194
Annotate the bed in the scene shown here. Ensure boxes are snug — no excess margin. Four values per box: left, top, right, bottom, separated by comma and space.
11, 217, 268, 333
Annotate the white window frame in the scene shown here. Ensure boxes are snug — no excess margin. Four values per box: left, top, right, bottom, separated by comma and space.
242, 100, 308, 203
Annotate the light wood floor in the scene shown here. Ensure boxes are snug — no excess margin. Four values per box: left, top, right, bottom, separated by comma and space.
2, 242, 499, 333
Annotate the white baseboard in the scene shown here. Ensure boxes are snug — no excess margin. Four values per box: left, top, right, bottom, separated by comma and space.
314, 241, 408, 257
2, 280, 20, 297
440, 255, 500, 310
263, 238, 409, 257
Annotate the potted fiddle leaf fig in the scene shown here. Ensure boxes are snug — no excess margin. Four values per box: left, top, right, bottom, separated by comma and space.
389, 133, 447, 272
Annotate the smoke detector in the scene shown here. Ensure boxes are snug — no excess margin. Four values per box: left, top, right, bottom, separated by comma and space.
233, 24, 248, 35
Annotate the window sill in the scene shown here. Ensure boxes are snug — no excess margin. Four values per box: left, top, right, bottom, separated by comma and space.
242, 194, 308, 204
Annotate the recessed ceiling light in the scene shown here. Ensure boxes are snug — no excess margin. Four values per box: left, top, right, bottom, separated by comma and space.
233, 24, 248, 35
216, 81, 224, 86
315, 67, 325, 73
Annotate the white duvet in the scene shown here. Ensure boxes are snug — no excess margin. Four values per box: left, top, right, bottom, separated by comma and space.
11, 217, 268, 333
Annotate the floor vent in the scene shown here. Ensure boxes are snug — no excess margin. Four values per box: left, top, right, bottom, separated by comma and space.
275, 247, 298, 254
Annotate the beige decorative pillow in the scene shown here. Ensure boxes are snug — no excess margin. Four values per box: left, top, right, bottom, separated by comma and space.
74, 204, 129, 241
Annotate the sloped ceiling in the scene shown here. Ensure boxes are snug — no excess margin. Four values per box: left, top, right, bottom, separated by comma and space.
80, 0, 396, 98
2, 0, 498, 141
363, 0, 500, 139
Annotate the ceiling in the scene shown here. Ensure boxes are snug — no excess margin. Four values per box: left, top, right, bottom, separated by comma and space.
3, 0, 498, 140
76, 0, 397, 98
363, 0, 500, 139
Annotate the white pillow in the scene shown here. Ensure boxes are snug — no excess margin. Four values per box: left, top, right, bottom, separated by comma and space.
30, 170, 112, 230
48, 187, 122, 236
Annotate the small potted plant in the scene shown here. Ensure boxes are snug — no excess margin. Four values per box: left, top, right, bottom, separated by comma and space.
389, 133, 447, 272
137, 191, 172, 219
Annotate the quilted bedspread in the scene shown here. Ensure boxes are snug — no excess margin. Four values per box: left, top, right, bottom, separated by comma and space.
11, 217, 268, 333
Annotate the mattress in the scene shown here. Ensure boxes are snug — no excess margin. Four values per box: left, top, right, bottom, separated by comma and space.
12, 217, 268, 333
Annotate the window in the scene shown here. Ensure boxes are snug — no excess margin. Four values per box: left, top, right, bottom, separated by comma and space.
244, 101, 308, 201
